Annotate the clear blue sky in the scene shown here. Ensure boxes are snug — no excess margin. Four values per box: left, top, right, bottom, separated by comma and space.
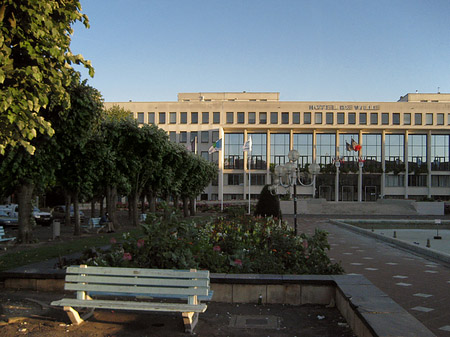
71, 0, 450, 103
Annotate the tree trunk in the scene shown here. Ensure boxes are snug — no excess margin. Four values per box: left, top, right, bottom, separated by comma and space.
164, 194, 171, 220
17, 183, 35, 243
147, 190, 156, 213
90, 199, 95, 218
173, 195, 179, 210
73, 191, 81, 236
141, 196, 145, 215
128, 192, 140, 226
106, 185, 117, 229
64, 192, 71, 226
99, 195, 104, 217
189, 197, 196, 216
183, 197, 189, 217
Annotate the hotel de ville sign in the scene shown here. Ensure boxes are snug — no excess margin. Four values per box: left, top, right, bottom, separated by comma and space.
309, 105, 380, 110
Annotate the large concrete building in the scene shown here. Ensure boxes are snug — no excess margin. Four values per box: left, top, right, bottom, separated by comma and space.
104, 92, 450, 202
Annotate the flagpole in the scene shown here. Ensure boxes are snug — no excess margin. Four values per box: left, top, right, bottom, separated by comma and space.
219, 128, 224, 212
248, 148, 251, 214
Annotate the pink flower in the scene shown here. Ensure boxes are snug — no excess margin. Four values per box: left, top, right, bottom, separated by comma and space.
123, 252, 132, 261
137, 239, 145, 248
110, 238, 117, 244
213, 245, 221, 252
234, 258, 243, 266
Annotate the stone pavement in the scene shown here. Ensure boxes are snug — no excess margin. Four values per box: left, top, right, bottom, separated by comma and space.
292, 215, 450, 337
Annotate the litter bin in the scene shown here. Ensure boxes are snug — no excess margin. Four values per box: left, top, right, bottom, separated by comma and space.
52, 220, 60, 239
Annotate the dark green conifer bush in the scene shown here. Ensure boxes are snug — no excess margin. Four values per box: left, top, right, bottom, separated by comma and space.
254, 184, 281, 218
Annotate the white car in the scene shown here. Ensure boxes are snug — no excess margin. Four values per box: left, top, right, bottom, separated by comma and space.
0, 204, 52, 226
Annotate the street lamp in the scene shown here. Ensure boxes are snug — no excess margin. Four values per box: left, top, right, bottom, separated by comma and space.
271, 149, 320, 235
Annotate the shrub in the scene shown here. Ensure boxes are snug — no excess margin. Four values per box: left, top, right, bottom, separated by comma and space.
254, 184, 281, 218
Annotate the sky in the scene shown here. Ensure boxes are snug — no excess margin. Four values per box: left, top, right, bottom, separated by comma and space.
70, 0, 450, 103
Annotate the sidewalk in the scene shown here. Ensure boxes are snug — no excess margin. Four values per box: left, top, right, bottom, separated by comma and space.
292, 215, 450, 337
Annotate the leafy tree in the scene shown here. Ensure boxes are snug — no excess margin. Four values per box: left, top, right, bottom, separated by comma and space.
0, 0, 93, 155
53, 79, 104, 235
104, 105, 132, 121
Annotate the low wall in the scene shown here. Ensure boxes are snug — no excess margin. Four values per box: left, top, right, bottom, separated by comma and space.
0, 272, 435, 337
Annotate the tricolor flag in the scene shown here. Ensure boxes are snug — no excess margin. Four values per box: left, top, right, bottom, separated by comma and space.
208, 138, 222, 154
243, 136, 252, 152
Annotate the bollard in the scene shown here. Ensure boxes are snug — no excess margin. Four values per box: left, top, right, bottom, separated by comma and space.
426, 239, 430, 248
393, 231, 397, 238
52, 220, 60, 240
371, 227, 374, 232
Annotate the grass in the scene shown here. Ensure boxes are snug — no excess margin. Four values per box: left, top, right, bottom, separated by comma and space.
0, 229, 141, 272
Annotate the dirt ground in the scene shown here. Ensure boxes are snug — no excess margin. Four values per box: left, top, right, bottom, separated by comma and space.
0, 289, 356, 337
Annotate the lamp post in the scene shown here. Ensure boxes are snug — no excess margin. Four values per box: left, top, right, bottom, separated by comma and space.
271, 150, 320, 235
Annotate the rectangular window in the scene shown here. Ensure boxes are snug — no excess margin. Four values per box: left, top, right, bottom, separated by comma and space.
414, 113, 422, 125
315, 112, 322, 124
326, 112, 334, 124
137, 112, 144, 124
169, 112, 176, 124
437, 113, 444, 125
248, 112, 256, 124
201, 151, 209, 161
448, 113, 450, 125
304, 112, 311, 124
159, 112, 166, 124
227, 174, 244, 186
190, 131, 197, 142
225, 133, 244, 169
270, 112, 278, 124
348, 113, 356, 124
404, 113, 411, 125
202, 112, 209, 124
169, 131, 176, 142
293, 112, 300, 124
382, 113, 389, 125
201, 131, 209, 143
337, 113, 344, 124
191, 112, 198, 124
226, 112, 234, 124
393, 113, 400, 125
249, 173, 266, 186
281, 112, 289, 124
426, 113, 433, 125
259, 112, 267, 124
213, 112, 220, 124
370, 113, 378, 125
180, 112, 187, 124
212, 131, 219, 142
179, 131, 187, 143
237, 112, 245, 124
359, 113, 367, 125
148, 112, 155, 124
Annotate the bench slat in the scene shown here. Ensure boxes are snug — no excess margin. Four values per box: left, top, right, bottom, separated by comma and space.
65, 283, 209, 296
66, 266, 209, 279
51, 298, 207, 313
65, 274, 209, 288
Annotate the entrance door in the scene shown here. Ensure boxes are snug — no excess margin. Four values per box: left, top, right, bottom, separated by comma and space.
364, 186, 377, 201
341, 185, 355, 201
319, 185, 332, 201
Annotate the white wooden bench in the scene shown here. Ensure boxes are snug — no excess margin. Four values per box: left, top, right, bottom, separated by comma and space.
0, 226, 15, 242
51, 265, 210, 333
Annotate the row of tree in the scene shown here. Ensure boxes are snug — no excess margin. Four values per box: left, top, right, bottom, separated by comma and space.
0, 78, 217, 243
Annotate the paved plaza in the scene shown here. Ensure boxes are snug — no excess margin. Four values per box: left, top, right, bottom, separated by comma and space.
292, 215, 450, 337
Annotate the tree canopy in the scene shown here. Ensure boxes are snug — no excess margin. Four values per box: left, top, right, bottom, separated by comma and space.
0, 0, 93, 155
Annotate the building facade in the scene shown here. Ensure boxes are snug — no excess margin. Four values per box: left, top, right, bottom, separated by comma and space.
104, 92, 450, 202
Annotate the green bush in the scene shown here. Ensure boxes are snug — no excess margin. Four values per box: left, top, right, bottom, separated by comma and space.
254, 184, 281, 219
80, 208, 344, 275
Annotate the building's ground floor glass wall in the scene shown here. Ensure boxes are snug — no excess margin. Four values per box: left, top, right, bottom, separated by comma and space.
214, 130, 450, 201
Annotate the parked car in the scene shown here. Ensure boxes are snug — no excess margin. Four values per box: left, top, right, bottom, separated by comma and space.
0, 204, 52, 226
0, 210, 18, 227
51, 205, 85, 224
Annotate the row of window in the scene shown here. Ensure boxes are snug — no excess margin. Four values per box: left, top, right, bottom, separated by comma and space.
137, 111, 450, 126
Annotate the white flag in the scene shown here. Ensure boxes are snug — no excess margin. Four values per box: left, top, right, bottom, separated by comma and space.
243, 136, 252, 152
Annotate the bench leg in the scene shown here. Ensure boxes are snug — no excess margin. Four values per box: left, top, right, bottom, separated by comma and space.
63, 306, 95, 325
182, 312, 199, 334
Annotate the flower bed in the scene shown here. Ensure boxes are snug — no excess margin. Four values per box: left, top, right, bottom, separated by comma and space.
80, 210, 344, 275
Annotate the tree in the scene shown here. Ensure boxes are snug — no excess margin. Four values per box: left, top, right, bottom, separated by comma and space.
53, 79, 104, 235
0, 0, 93, 155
